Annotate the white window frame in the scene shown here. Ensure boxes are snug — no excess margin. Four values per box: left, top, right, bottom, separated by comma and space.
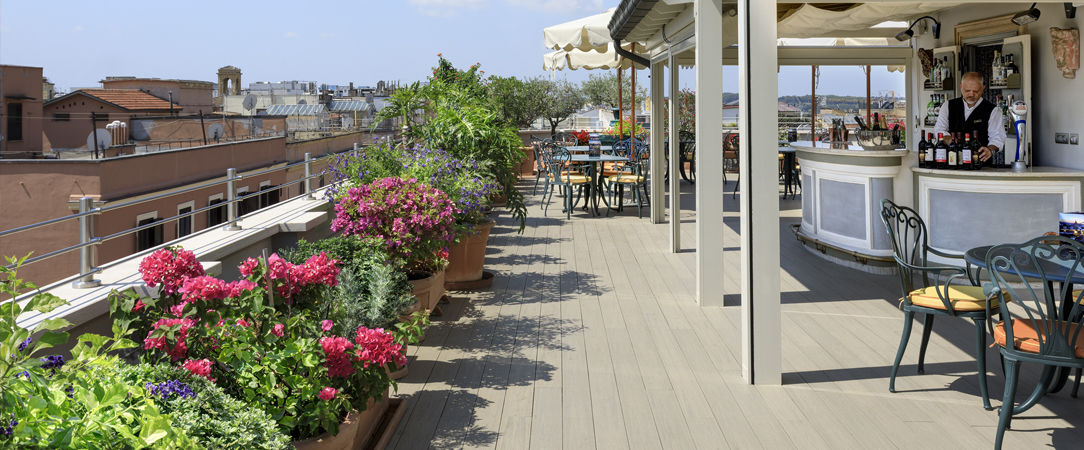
135, 211, 160, 251
176, 200, 194, 238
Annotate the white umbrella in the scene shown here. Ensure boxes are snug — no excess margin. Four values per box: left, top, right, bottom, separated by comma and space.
544, 8, 617, 53
543, 44, 635, 71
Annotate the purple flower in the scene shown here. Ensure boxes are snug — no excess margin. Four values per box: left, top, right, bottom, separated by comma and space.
145, 379, 196, 400
17, 337, 31, 353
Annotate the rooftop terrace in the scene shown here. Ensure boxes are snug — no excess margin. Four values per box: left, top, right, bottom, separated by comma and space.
384, 179, 1084, 449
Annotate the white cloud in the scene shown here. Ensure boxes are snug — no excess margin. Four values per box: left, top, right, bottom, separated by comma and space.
284, 31, 299, 39
408, 0, 486, 17
503, 0, 603, 13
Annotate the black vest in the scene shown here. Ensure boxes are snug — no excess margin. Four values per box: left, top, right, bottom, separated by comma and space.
947, 97, 995, 146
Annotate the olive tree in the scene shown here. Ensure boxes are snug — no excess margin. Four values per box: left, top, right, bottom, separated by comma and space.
540, 80, 585, 136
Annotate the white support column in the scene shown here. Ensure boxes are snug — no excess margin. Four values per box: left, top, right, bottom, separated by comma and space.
650, 59, 666, 224
695, 0, 724, 306
738, 0, 781, 385
668, 53, 681, 251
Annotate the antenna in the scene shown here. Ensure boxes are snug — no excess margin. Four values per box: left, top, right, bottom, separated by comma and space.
242, 94, 257, 113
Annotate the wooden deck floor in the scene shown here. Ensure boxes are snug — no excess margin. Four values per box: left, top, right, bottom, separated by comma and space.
386, 179, 1084, 449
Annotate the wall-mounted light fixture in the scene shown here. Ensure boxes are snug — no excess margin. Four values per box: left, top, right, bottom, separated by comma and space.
1011, 3, 1041, 25
895, 16, 941, 41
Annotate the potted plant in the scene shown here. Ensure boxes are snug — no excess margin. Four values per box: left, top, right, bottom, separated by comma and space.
330, 176, 459, 310
110, 248, 408, 447
399, 147, 501, 291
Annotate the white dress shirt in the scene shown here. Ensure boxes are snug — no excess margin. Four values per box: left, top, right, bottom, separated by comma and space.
932, 98, 1006, 149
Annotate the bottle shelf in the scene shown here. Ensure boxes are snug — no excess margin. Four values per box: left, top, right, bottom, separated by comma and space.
923, 77, 954, 91
988, 74, 1021, 90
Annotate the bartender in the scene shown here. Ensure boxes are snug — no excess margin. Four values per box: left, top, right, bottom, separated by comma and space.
933, 72, 1006, 162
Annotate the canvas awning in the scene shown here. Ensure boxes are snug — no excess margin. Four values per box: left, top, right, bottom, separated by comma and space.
543, 43, 636, 71
544, 8, 619, 52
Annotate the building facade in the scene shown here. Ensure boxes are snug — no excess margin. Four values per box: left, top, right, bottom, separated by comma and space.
0, 65, 45, 158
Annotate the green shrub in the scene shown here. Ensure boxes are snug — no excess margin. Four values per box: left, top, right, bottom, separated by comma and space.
283, 238, 415, 332
115, 364, 291, 450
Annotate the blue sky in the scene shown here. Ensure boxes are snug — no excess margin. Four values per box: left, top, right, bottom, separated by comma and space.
0, 0, 902, 97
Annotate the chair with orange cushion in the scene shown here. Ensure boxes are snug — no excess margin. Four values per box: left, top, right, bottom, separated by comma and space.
542, 148, 590, 219
880, 199, 998, 410
984, 236, 1084, 450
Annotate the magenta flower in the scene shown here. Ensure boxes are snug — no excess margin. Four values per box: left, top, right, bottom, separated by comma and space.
139, 248, 205, 296
321, 319, 334, 332
318, 387, 338, 401
271, 323, 285, 337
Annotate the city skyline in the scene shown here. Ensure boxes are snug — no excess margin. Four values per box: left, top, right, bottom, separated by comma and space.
0, 0, 903, 97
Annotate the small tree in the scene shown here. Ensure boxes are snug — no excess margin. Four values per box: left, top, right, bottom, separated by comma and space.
580, 73, 647, 109
487, 76, 548, 129
541, 80, 585, 136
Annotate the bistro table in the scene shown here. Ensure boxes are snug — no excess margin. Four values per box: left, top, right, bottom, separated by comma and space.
565, 153, 629, 216
779, 147, 798, 199
965, 244, 1084, 398
566, 145, 613, 154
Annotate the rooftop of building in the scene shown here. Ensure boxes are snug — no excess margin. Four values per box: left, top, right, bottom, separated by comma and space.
46, 89, 177, 111
101, 76, 214, 86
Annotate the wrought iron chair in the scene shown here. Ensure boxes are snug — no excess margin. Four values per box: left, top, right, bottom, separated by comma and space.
678, 130, 696, 183
985, 236, 1084, 449
532, 139, 551, 195
552, 132, 578, 147
606, 142, 650, 218
542, 148, 590, 219
724, 132, 740, 198
880, 199, 997, 410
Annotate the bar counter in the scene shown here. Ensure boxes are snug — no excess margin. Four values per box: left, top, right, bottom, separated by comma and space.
912, 165, 1084, 261
790, 141, 909, 274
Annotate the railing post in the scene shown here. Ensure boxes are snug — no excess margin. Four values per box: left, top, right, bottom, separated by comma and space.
72, 197, 100, 288
303, 152, 313, 199
225, 168, 241, 230
353, 142, 359, 152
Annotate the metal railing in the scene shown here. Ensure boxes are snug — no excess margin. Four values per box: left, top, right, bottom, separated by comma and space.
134, 132, 285, 154
1, 141, 373, 289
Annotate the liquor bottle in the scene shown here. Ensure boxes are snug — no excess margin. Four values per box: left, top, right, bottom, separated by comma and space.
872, 113, 881, 130
961, 133, 973, 170
935, 133, 948, 169
918, 130, 929, 168
992, 50, 1003, 85
879, 114, 888, 131
970, 133, 983, 170
925, 133, 936, 167
1006, 54, 1018, 78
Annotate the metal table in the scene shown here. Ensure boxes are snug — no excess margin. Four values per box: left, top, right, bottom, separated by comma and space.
565, 145, 614, 154
565, 153, 629, 216
779, 147, 798, 199
965, 244, 1084, 399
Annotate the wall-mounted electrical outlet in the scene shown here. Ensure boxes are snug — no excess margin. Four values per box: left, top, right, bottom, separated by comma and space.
1056, 132, 1069, 144
1071, 133, 1080, 145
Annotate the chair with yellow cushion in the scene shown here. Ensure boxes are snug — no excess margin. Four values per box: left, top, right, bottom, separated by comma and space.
542, 148, 590, 219
880, 199, 999, 410
606, 142, 650, 218
984, 237, 1084, 449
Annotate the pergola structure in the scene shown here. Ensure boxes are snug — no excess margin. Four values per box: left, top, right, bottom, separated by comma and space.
606, 0, 985, 385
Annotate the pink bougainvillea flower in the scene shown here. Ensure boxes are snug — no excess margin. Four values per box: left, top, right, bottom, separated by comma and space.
139, 248, 205, 296
183, 358, 216, 382
318, 387, 338, 401
144, 317, 197, 361
320, 336, 356, 378
321, 319, 334, 332
235, 318, 250, 328
238, 257, 260, 277
131, 299, 146, 312
354, 327, 407, 368
271, 323, 285, 337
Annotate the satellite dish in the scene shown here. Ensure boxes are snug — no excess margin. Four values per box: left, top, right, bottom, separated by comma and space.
87, 129, 111, 151
208, 123, 226, 141
242, 94, 257, 111
297, 99, 307, 105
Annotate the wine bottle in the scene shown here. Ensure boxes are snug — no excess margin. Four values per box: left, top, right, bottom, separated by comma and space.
947, 133, 959, 170
961, 132, 973, 170
925, 133, 935, 166
970, 133, 983, 170
1006, 54, 1018, 78
854, 116, 867, 131
918, 130, 929, 168
935, 133, 948, 169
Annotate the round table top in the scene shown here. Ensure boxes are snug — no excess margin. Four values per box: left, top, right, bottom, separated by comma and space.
566, 154, 629, 162
966, 245, 1084, 284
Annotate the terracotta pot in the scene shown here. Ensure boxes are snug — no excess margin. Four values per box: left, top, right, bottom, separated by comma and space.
406, 271, 435, 312
446, 220, 495, 283
386, 361, 408, 380
429, 269, 446, 311
293, 388, 390, 450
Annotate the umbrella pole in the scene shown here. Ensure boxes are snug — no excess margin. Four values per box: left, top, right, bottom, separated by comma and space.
618, 64, 624, 137
811, 65, 816, 144
866, 65, 871, 125
631, 43, 636, 138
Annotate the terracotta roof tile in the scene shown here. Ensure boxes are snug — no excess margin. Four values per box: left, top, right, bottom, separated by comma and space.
78, 89, 175, 111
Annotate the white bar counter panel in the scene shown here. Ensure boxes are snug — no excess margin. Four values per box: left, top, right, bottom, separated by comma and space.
792, 141, 908, 269
912, 165, 1084, 260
